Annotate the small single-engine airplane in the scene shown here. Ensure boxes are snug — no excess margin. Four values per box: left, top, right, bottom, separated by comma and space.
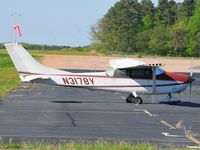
4, 43, 194, 104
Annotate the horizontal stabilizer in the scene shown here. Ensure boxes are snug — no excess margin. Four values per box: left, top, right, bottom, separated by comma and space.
19, 75, 50, 82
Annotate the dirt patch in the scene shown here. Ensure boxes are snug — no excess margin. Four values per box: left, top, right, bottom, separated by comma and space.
42, 55, 200, 73
42, 55, 117, 70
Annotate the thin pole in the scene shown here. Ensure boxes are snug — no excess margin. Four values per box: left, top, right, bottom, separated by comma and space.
152, 66, 156, 104
14, 29, 16, 43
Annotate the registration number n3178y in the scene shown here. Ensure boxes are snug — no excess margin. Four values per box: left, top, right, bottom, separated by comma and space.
62, 77, 94, 85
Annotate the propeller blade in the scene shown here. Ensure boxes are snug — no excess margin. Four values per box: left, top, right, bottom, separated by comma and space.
189, 81, 192, 96
189, 59, 193, 77
189, 77, 195, 99
188, 58, 194, 99
190, 71, 193, 78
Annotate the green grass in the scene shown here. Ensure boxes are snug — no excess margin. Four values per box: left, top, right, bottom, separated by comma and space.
0, 50, 21, 97
0, 141, 192, 150
0, 50, 42, 98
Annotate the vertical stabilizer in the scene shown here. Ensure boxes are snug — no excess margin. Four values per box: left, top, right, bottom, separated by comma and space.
4, 43, 45, 73
4, 43, 70, 81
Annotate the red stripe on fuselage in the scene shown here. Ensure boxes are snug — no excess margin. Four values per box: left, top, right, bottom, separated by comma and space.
165, 72, 190, 83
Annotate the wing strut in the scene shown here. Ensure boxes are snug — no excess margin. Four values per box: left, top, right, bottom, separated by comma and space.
152, 66, 156, 103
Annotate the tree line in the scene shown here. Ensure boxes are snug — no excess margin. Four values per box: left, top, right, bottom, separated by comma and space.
91, 0, 200, 57
0, 43, 71, 50
0, 43, 88, 51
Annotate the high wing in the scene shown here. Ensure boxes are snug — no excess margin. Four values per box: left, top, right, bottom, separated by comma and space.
109, 58, 146, 69
110, 58, 163, 71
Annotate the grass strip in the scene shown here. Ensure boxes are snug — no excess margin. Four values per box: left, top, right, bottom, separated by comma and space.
0, 51, 20, 97
0, 140, 191, 150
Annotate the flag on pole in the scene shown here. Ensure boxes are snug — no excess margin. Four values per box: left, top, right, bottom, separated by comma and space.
13, 24, 22, 37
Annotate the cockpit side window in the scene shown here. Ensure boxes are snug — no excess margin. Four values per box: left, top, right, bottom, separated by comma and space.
129, 68, 153, 79
156, 67, 165, 75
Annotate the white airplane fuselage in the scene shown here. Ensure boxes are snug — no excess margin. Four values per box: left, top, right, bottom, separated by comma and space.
18, 70, 190, 95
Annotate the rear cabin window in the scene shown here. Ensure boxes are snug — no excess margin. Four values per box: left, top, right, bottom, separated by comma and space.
116, 70, 128, 77
106, 69, 128, 77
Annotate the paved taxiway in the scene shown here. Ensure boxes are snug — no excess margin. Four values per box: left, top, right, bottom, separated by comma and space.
0, 71, 200, 147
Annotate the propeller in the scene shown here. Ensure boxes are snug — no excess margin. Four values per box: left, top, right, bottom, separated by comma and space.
188, 59, 195, 96
189, 78, 193, 96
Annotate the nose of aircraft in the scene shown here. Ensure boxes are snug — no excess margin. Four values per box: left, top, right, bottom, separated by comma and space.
165, 72, 191, 83
188, 76, 195, 83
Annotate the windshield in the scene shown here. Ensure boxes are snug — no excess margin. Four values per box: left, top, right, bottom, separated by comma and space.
156, 67, 165, 75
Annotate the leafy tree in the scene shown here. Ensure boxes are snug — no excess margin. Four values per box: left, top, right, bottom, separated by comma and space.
90, 0, 199, 57
188, 1, 200, 35
148, 25, 170, 55
180, 0, 195, 18
141, 0, 155, 30
155, 0, 178, 25
167, 0, 178, 25
91, 0, 143, 52
155, 0, 168, 25
141, 0, 155, 18
187, 0, 200, 56
195, 32, 200, 56
142, 15, 154, 30
169, 22, 187, 55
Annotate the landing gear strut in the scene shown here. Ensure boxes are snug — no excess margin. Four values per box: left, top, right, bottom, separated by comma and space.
126, 92, 143, 104
168, 93, 172, 101
159, 93, 181, 105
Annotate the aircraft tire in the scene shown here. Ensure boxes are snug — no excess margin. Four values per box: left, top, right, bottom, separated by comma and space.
133, 97, 143, 105
126, 97, 133, 103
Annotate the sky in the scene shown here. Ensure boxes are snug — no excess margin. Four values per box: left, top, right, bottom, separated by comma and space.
0, 0, 183, 47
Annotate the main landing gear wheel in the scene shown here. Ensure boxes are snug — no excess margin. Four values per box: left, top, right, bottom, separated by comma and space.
126, 97, 134, 103
133, 97, 143, 105
126, 95, 143, 104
